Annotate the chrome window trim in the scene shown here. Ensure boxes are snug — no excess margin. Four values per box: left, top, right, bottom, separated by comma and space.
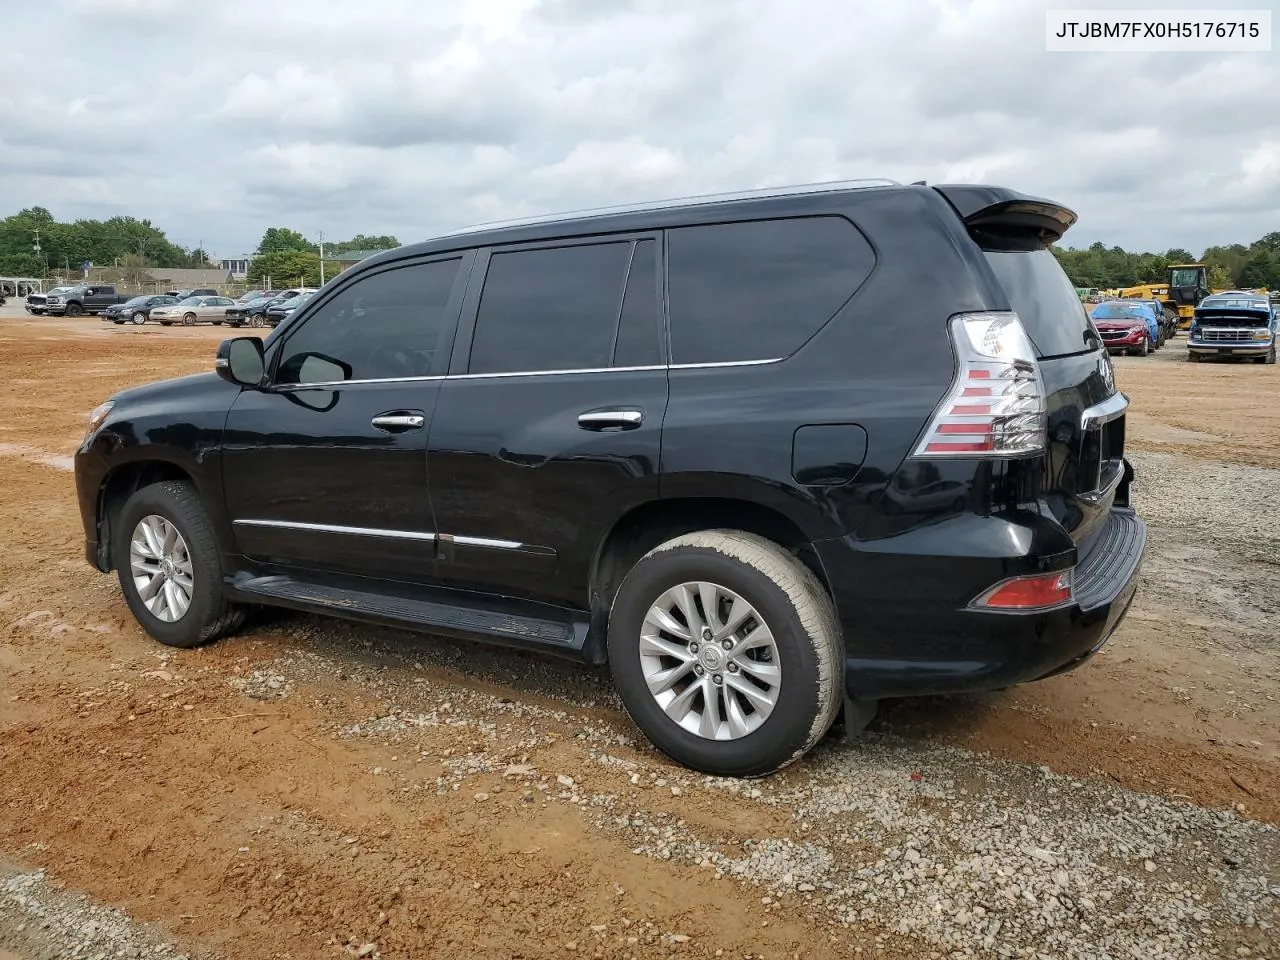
268, 356, 784, 389
450, 534, 525, 550
233, 519, 437, 541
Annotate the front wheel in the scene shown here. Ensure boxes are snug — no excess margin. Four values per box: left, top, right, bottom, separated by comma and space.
112, 481, 244, 648
1267, 346, 1277, 365
159, 321, 172, 326
182, 312, 196, 326
249, 314, 265, 328
608, 530, 844, 777
66, 303, 84, 317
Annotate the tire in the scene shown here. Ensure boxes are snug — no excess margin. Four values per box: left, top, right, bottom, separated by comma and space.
66, 302, 84, 317
112, 481, 244, 648
212, 320, 223, 326
607, 530, 843, 777
1267, 346, 1277, 365
182, 312, 197, 326
1137, 338, 1149, 356
112, 320, 124, 325
159, 321, 172, 326
249, 314, 265, 328
228, 321, 243, 329
132, 312, 147, 325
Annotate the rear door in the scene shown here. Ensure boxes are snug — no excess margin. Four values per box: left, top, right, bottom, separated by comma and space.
426, 235, 668, 608
976, 235, 1121, 547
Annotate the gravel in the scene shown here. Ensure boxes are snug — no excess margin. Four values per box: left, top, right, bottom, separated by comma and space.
0, 865, 200, 960
234, 628, 1280, 960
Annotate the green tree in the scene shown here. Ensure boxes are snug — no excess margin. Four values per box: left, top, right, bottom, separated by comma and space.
1207, 264, 1233, 289
328, 233, 399, 255
1238, 251, 1278, 289
256, 227, 316, 256
1164, 248, 1196, 264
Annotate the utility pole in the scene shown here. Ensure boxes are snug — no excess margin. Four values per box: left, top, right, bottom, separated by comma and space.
318, 231, 325, 286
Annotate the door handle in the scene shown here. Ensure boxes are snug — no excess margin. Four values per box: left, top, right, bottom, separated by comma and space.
577, 409, 644, 430
371, 411, 426, 432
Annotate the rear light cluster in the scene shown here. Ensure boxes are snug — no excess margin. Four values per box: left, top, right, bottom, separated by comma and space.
913, 312, 1046, 458
972, 570, 1073, 611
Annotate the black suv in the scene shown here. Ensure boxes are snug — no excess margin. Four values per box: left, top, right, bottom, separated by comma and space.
74, 181, 1145, 776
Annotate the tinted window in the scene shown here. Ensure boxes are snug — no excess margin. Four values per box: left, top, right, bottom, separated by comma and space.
613, 239, 661, 367
983, 245, 1099, 358
666, 217, 871, 364
276, 259, 462, 385
1091, 302, 1149, 320
469, 242, 631, 374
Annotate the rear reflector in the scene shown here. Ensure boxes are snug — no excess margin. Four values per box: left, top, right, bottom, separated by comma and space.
913, 312, 1046, 458
972, 570, 1073, 611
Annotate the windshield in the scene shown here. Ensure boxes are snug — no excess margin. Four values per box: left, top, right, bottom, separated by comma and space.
124, 296, 150, 306
1170, 268, 1202, 286
1200, 296, 1268, 311
47, 287, 75, 295
1091, 302, 1150, 320
179, 296, 203, 305
982, 246, 1098, 358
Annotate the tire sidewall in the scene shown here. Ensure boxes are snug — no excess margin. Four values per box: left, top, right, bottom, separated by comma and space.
112, 484, 223, 648
608, 544, 831, 777
132, 312, 147, 324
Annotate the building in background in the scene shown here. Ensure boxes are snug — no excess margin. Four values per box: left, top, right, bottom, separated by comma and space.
220, 258, 250, 279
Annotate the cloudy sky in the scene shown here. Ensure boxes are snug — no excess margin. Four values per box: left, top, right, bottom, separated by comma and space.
3, 0, 1277, 258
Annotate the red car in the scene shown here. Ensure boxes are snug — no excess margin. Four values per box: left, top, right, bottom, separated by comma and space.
1090, 301, 1157, 356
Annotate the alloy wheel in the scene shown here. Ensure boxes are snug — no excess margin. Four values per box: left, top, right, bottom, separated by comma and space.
640, 581, 781, 740
128, 515, 194, 622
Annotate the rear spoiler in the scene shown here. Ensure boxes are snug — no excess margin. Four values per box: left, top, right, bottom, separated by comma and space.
932, 185, 1078, 243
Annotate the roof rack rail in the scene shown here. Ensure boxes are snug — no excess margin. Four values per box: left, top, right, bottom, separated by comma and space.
439, 178, 901, 239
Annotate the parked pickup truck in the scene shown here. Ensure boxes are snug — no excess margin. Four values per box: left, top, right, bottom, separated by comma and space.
25, 286, 75, 315
42, 284, 129, 317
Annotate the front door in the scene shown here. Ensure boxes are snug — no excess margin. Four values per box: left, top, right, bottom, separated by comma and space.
221, 253, 472, 584
427, 236, 668, 608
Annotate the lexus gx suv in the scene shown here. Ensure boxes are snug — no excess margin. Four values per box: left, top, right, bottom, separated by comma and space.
74, 180, 1145, 776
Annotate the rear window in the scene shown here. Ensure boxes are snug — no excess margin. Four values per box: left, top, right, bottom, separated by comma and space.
982, 244, 1100, 358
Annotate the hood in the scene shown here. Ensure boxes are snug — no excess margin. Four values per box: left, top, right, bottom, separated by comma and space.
1092, 318, 1147, 330
1195, 306, 1271, 327
110, 371, 227, 406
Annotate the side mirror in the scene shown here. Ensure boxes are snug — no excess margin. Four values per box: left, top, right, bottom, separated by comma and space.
215, 337, 265, 387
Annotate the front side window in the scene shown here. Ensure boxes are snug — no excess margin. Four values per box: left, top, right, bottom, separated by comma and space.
468, 242, 633, 374
275, 258, 462, 385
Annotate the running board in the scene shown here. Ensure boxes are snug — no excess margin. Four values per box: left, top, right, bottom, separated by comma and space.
228, 573, 588, 658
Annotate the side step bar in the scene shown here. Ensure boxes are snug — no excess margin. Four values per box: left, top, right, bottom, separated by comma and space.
227, 573, 590, 659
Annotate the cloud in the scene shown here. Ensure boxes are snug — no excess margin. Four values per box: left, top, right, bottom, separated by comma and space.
2, 0, 1278, 257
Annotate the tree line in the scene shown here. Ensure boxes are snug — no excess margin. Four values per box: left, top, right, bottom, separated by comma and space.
1053, 232, 1280, 291
0, 209, 399, 288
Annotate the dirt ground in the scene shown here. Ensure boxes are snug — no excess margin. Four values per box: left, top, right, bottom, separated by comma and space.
1, 309, 1277, 960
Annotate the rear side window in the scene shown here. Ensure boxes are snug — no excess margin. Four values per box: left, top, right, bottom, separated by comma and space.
666, 216, 872, 364
468, 242, 633, 374
981, 242, 1099, 358
613, 239, 661, 367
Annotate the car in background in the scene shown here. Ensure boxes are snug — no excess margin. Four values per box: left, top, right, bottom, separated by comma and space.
1139, 298, 1176, 344
1090, 300, 1159, 356
264, 291, 316, 326
226, 288, 314, 327
1187, 293, 1277, 363
25, 286, 77, 315
166, 288, 219, 301
43, 284, 129, 317
235, 290, 267, 303
149, 295, 237, 326
102, 295, 181, 325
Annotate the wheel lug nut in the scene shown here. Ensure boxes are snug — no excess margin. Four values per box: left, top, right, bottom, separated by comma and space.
728, 663, 739, 673
721, 639, 732, 650
689, 642, 699, 653
701, 627, 713, 641
694, 665, 704, 675
712, 674, 723, 685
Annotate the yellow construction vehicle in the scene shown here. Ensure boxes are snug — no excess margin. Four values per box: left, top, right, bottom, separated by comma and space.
1165, 264, 1212, 329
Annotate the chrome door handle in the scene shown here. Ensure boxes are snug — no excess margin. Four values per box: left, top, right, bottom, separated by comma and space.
371, 412, 425, 431
577, 409, 643, 430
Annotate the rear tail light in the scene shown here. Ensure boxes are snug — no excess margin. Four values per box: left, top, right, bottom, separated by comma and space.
972, 570, 1073, 611
913, 312, 1046, 457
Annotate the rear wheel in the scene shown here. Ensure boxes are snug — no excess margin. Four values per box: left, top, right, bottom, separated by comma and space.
112, 481, 245, 648
132, 311, 147, 325
608, 530, 844, 777
182, 312, 196, 326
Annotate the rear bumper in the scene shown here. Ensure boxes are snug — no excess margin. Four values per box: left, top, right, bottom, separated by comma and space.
818, 506, 1146, 701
